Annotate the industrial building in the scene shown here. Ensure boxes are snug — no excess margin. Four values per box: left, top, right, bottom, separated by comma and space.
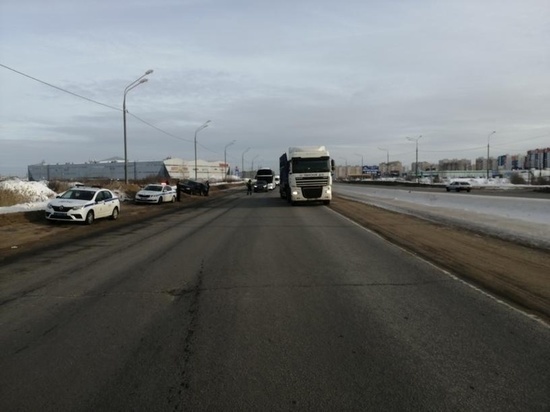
27, 157, 231, 182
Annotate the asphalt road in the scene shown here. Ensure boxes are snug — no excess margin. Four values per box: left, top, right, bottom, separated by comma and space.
0, 190, 548, 411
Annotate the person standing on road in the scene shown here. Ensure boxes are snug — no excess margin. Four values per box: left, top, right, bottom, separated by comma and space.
246, 179, 252, 195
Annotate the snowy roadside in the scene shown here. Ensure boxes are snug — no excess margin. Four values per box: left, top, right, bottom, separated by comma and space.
0, 179, 134, 215
334, 183, 550, 249
0, 179, 55, 214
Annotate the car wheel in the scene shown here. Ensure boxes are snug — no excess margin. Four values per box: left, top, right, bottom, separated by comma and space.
446, 188, 450, 192
85, 211, 94, 225
171, 196, 176, 203
158, 197, 163, 204
110, 207, 119, 220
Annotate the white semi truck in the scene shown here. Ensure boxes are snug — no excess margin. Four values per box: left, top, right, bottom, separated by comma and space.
279, 146, 334, 205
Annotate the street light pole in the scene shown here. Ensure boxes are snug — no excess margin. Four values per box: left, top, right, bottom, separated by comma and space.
354, 153, 364, 179
194, 120, 211, 180
486, 131, 496, 179
406, 135, 422, 183
378, 148, 389, 176
224, 140, 236, 181
123, 69, 153, 184
251, 154, 259, 172
339, 157, 348, 179
241, 147, 250, 180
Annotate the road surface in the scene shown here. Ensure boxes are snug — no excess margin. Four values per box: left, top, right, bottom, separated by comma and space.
0, 190, 548, 411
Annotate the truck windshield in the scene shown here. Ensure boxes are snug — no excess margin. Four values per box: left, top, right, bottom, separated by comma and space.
292, 158, 330, 173
255, 169, 274, 183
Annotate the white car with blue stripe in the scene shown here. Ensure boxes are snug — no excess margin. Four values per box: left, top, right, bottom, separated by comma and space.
135, 184, 177, 204
45, 186, 120, 225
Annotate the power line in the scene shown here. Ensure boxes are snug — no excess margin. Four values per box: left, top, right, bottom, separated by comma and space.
127, 113, 193, 143
0, 63, 121, 111
127, 113, 220, 155
1, 63, 201, 147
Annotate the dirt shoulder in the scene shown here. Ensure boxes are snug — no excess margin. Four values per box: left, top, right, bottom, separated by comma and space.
0, 191, 218, 262
1, 190, 548, 323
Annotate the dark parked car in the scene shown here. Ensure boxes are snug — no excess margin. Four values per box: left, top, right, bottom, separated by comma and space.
253, 180, 268, 192
178, 180, 208, 196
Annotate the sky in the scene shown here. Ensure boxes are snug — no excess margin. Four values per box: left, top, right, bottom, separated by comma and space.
1, 0, 549, 177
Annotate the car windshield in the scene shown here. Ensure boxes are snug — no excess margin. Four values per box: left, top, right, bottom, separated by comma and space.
144, 185, 162, 191
60, 190, 95, 201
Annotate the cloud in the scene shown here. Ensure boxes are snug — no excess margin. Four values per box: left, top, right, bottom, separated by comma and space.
1, 0, 549, 176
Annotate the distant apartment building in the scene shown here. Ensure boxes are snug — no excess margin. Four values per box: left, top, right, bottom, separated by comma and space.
497, 154, 527, 170
475, 157, 498, 172
411, 161, 436, 174
334, 165, 363, 179
438, 158, 472, 171
379, 161, 403, 176
526, 148, 549, 170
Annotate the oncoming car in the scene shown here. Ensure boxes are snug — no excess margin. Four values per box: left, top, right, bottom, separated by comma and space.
45, 186, 120, 225
446, 181, 472, 192
253, 180, 268, 192
135, 184, 176, 204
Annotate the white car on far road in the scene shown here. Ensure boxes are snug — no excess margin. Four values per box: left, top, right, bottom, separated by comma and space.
446, 181, 472, 192
45, 186, 120, 225
135, 184, 177, 204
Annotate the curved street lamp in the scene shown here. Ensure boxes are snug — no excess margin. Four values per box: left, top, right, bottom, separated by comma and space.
487, 131, 496, 179
406, 135, 422, 183
123, 69, 153, 184
194, 120, 211, 180
224, 140, 236, 181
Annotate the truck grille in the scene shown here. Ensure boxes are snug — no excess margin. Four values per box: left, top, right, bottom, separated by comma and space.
295, 176, 329, 187
302, 187, 323, 198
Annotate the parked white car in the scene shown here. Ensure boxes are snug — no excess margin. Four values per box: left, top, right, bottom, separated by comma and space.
45, 186, 120, 224
446, 181, 472, 192
135, 184, 176, 204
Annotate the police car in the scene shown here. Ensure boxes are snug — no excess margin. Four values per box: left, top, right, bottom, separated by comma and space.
135, 184, 177, 204
45, 186, 121, 225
